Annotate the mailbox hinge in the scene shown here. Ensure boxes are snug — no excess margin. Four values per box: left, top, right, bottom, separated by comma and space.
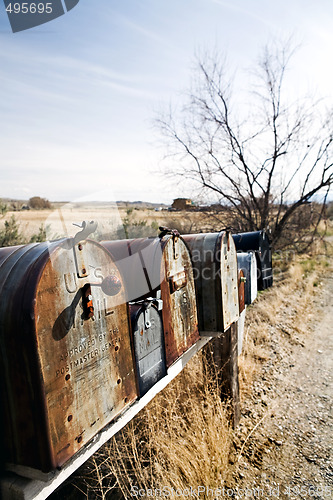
73, 241, 89, 278
173, 235, 179, 259
72, 221, 98, 278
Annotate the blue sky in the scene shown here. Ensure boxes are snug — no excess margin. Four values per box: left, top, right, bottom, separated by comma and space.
0, 0, 332, 204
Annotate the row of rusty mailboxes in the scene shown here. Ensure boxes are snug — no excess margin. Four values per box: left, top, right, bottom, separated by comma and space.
0, 229, 272, 477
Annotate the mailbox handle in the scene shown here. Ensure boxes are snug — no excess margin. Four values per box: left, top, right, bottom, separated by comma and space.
129, 296, 163, 329
144, 304, 152, 329
90, 275, 122, 296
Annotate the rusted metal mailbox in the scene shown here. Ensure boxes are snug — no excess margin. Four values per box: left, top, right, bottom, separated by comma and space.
183, 231, 239, 336
130, 298, 166, 396
237, 251, 258, 305
0, 238, 137, 476
102, 233, 199, 367
232, 230, 273, 290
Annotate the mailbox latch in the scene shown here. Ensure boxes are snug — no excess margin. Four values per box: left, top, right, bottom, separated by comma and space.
82, 284, 94, 319
169, 269, 187, 293
130, 293, 163, 330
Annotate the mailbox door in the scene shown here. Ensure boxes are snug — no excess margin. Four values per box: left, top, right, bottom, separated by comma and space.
219, 232, 239, 330
236, 252, 250, 305
101, 238, 163, 302
237, 251, 258, 305
182, 233, 220, 332
161, 236, 199, 367
35, 240, 137, 468
130, 303, 166, 396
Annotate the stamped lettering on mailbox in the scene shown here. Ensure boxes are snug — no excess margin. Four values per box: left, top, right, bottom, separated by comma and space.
35, 240, 137, 467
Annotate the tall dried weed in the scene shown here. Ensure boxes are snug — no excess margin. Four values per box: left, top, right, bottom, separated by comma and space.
75, 357, 232, 499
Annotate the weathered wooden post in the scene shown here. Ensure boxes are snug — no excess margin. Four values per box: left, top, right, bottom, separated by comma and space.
206, 324, 240, 427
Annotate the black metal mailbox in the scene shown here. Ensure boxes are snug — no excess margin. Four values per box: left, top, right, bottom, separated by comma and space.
130, 298, 166, 396
232, 230, 273, 290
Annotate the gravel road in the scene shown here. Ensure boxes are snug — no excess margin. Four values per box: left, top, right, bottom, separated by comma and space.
228, 274, 333, 499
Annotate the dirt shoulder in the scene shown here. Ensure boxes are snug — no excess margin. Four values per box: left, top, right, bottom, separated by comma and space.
228, 272, 333, 499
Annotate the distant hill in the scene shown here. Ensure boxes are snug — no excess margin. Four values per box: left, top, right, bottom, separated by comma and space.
116, 201, 169, 209
0, 197, 169, 210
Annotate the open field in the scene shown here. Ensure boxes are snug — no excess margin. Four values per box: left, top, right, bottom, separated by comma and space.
0, 205, 218, 242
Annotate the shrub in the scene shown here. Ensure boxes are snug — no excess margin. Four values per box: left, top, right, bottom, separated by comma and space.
0, 216, 25, 247
28, 196, 51, 210
0, 199, 7, 217
30, 224, 48, 243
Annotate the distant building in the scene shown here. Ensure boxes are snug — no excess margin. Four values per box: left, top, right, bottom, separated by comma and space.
171, 198, 194, 210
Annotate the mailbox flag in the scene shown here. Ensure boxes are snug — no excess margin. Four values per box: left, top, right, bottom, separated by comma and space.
3, 0, 80, 33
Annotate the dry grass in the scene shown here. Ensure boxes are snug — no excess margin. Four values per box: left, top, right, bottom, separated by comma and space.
0, 206, 209, 241
75, 357, 232, 499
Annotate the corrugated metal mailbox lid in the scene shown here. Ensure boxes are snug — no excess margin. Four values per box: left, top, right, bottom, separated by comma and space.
236, 251, 258, 305
130, 301, 166, 397
232, 230, 273, 290
183, 231, 239, 335
0, 239, 137, 475
102, 234, 199, 367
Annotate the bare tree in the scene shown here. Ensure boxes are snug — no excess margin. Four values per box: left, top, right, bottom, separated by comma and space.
157, 41, 333, 249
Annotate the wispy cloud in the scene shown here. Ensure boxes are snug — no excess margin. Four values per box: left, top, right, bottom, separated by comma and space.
0, 42, 155, 100
114, 13, 174, 49
210, 0, 275, 30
